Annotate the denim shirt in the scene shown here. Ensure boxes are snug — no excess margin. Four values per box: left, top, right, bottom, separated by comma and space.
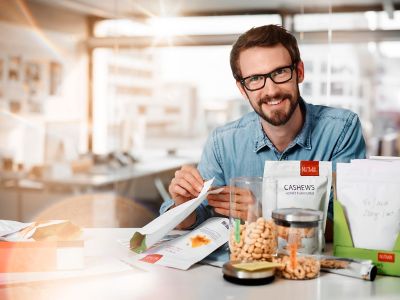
160, 98, 366, 228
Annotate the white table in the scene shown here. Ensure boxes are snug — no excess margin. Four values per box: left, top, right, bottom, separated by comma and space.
1, 228, 399, 300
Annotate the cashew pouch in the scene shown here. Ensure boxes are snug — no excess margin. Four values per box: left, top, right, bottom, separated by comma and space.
263, 161, 332, 231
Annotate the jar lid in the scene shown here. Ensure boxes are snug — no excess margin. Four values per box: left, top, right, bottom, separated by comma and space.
272, 208, 323, 222
222, 261, 275, 285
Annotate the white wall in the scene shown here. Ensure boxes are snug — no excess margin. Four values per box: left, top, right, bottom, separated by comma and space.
0, 3, 88, 167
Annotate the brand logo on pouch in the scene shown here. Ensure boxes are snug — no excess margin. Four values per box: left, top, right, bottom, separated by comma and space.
300, 161, 319, 176
378, 252, 395, 263
140, 254, 163, 264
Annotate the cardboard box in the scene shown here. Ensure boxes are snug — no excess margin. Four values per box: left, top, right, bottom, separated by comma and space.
0, 240, 84, 272
334, 200, 400, 276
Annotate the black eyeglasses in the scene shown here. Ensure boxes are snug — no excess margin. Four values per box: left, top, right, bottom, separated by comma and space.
240, 64, 296, 91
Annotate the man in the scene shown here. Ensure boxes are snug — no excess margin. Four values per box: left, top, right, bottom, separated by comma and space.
160, 25, 366, 239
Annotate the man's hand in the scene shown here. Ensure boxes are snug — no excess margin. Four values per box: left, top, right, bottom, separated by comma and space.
207, 186, 256, 221
169, 165, 204, 205
168, 165, 204, 229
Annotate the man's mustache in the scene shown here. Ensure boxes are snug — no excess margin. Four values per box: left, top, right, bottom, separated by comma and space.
259, 94, 292, 104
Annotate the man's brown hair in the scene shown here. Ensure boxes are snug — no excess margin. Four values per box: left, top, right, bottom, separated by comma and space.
230, 24, 301, 81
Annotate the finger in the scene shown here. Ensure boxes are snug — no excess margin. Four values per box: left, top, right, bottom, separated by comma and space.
207, 193, 230, 202
213, 208, 250, 221
207, 199, 229, 210
211, 186, 230, 194
174, 177, 200, 197
230, 190, 255, 204
181, 165, 204, 184
169, 178, 193, 197
228, 209, 249, 221
208, 199, 250, 212
175, 169, 203, 193
214, 208, 230, 217
230, 186, 254, 196
170, 181, 192, 198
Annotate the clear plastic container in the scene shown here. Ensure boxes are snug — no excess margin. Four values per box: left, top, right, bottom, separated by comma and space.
272, 208, 323, 280
229, 177, 277, 263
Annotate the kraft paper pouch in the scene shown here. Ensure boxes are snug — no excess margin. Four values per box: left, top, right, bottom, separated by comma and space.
138, 217, 229, 270
336, 162, 400, 251
263, 161, 332, 231
130, 178, 215, 253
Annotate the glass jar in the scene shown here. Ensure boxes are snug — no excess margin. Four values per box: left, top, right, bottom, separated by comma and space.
229, 177, 277, 263
272, 208, 323, 280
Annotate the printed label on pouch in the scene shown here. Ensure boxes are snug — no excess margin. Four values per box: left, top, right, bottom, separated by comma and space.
377, 252, 395, 263
300, 161, 319, 176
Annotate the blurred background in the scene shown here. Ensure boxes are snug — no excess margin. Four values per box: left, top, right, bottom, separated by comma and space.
1, 0, 400, 227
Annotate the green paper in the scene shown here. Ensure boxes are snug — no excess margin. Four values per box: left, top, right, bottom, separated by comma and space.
130, 232, 147, 254
234, 219, 240, 243
334, 199, 400, 277
333, 200, 353, 247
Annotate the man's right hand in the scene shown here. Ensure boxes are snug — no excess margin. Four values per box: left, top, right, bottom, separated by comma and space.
168, 165, 204, 229
168, 165, 204, 205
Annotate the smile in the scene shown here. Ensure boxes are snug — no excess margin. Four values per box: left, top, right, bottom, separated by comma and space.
266, 99, 284, 106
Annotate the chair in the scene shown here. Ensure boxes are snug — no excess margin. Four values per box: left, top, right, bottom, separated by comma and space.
34, 193, 156, 228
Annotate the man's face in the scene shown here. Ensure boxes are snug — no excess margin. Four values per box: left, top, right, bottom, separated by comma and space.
236, 44, 304, 126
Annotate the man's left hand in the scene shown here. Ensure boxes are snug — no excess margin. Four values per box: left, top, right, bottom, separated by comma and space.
207, 186, 256, 220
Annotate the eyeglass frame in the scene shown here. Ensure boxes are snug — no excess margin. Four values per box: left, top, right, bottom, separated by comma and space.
239, 63, 297, 91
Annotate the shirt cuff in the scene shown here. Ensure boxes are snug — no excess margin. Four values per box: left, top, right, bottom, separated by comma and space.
159, 198, 175, 215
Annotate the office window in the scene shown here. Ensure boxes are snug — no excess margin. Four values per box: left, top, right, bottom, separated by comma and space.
95, 15, 282, 37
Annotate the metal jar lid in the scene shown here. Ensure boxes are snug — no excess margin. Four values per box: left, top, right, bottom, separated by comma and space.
222, 261, 275, 285
272, 208, 323, 223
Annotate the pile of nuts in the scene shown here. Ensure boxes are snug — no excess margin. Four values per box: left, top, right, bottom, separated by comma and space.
320, 259, 349, 269
229, 217, 277, 262
274, 255, 320, 280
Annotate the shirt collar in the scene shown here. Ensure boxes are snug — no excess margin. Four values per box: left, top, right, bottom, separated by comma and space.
253, 97, 312, 153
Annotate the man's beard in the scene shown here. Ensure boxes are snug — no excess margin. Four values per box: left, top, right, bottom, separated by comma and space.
251, 92, 299, 126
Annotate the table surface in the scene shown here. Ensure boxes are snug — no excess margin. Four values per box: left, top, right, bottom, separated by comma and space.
1, 228, 399, 300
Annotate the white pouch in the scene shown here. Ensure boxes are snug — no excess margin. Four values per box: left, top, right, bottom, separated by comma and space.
337, 162, 400, 251
138, 217, 229, 270
263, 161, 332, 231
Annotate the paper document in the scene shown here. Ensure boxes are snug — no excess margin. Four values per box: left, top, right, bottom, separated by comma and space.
138, 217, 229, 270
130, 178, 214, 253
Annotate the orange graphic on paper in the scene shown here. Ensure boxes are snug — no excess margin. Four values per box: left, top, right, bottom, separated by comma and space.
190, 235, 211, 248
